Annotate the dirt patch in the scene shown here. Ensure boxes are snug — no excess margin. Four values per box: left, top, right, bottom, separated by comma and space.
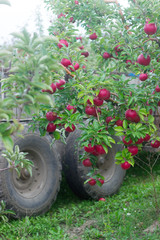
143, 221, 160, 233
67, 219, 96, 240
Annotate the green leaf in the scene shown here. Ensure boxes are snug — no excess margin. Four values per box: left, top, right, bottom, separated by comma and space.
53, 131, 61, 140
24, 94, 35, 104
107, 127, 115, 135
78, 91, 84, 99
0, 122, 10, 133
147, 114, 154, 123
114, 126, 123, 132
0, 113, 10, 121
139, 108, 147, 116
35, 94, 54, 107
115, 132, 124, 136
102, 144, 108, 154
2, 136, 14, 152
123, 120, 128, 129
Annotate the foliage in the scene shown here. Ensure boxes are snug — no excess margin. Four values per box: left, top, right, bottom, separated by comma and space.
0, 200, 15, 222
0, 29, 59, 150
1, 145, 34, 178
36, 0, 160, 182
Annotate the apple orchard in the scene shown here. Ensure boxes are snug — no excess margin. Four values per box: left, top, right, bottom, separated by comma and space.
6, 1, 160, 187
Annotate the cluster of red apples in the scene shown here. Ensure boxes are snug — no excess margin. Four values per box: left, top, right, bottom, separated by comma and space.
43, 17, 158, 186
46, 104, 77, 133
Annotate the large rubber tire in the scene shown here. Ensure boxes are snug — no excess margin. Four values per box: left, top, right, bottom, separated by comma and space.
64, 129, 126, 200
0, 125, 62, 218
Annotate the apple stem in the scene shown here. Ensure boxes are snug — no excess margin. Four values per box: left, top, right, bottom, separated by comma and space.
111, 92, 119, 98
95, 108, 100, 122
143, 38, 160, 47
60, 63, 75, 77
108, 98, 119, 104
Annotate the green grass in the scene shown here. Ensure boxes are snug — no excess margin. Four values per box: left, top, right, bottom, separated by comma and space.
0, 153, 160, 240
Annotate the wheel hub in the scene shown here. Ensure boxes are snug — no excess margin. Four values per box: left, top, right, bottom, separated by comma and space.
19, 168, 30, 180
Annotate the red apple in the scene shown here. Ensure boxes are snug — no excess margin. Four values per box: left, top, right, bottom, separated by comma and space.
82, 158, 92, 167
56, 79, 66, 90
121, 161, 131, 170
93, 97, 103, 106
98, 178, 105, 185
103, 52, 112, 59
137, 54, 151, 66
125, 109, 139, 122
81, 51, 89, 57
42, 89, 53, 94
76, 36, 82, 41
79, 45, 84, 50
46, 123, 56, 132
69, 17, 74, 23
61, 58, 72, 67
158, 101, 160, 106
87, 99, 92, 105
74, 63, 80, 70
88, 178, 96, 186
84, 143, 94, 153
133, 115, 140, 123
57, 13, 66, 19
94, 145, 106, 155
69, 66, 75, 72
42, 83, 56, 94
144, 23, 157, 35
151, 140, 160, 148
114, 44, 122, 52
139, 73, 148, 81
91, 149, 99, 156
65, 124, 76, 132
116, 119, 123, 127
98, 89, 110, 100
66, 104, 77, 113
85, 106, 97, 116
106, 116, 114, 124
58, 39, 68, 49
135, 137, 144, 144
46, 112, 57, 121
128, 145, 138, 156
123, 136, 132, 145
99, 198, 106, 201
126, 60, 132, 65
75, 0, 79, 4
143, 134, 150, 142
50, 83, 57, 93
89, 33, 97, 40
155, 85, 160, 92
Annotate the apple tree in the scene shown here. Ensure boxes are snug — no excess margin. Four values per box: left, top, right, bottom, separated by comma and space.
37, 0, 160, 187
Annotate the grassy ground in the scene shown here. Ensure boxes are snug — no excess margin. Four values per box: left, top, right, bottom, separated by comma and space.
0, 152, 160, 240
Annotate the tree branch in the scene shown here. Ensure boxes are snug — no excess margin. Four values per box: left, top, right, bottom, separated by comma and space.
59, 64, 75, 77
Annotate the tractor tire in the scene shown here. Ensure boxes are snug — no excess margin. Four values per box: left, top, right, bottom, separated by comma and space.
0, 125, 62, 218
64, 129, 126, 200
